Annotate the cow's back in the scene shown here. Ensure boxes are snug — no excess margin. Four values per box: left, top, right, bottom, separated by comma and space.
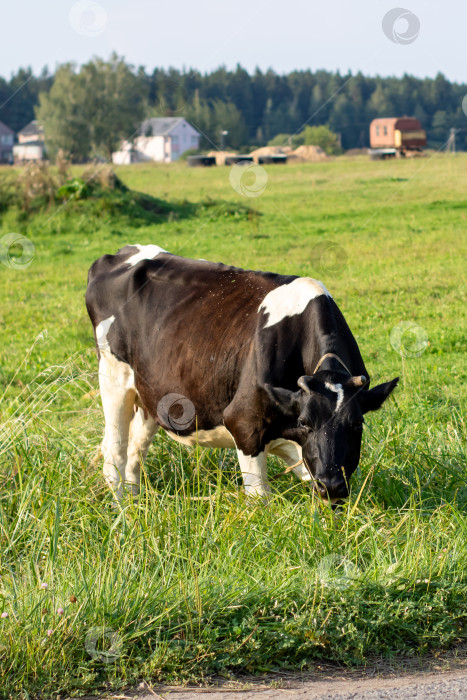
86, 246, 295, 427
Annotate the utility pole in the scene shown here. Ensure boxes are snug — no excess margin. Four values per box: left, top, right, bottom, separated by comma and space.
446, 127, 459, 154
220, 130, 228, 151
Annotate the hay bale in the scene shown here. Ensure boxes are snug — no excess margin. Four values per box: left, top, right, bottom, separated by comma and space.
207, 151, 237, 166
248, 145, 288, 164
291, 145, 328, 162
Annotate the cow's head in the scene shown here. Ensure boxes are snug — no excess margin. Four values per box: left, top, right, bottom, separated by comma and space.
265, 371, 398, 501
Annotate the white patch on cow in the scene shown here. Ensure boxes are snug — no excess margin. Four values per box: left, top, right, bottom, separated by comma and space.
237, 449, 270, 496
126, 244, 168, 267
165, 425, 235, 448
259, 277, 331, 328
96, 315, 115, 350
325, 381, 344, 412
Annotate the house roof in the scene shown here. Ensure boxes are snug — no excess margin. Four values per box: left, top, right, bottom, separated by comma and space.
139, 117, 196, 137
0, 120, 14, 135
18, 120, 44, 136
370, 117, 422, 130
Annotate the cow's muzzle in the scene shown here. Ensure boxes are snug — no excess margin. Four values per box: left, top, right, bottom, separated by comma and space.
315, 477, 349, 501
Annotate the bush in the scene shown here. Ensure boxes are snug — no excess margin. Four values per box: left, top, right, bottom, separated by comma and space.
178, 148, 202, 161
267, 133, 293, 147
56, 178, 90, 201
268, 126, 342, 154
296, 125, 342, 154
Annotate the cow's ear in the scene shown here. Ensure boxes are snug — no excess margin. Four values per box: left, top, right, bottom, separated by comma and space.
358, 378, 399, 414
263, 384, 301, 417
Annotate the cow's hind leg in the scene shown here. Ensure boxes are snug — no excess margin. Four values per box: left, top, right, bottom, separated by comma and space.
125, 407, 158, 496
99, 351, 136, 502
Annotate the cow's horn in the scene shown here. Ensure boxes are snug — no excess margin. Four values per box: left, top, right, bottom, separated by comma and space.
348, 375, 367, 387
297, 376, 313, 394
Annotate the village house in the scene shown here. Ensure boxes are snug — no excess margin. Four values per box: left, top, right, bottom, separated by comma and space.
13, 120, 46, 162
0, 121, 14, 163
112, 117, 201, 164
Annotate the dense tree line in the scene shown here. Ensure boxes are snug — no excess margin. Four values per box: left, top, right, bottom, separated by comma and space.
0, 67, 53, 134
1, 58, 466, 159
150, 66, 467, 151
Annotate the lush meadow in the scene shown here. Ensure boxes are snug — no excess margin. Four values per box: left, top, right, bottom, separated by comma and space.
0, 154, 466, 697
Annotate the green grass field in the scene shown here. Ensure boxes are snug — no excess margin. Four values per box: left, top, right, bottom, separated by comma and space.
0, 154, 466, 698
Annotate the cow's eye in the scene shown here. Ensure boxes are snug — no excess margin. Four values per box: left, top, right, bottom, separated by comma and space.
297, 419, 310, 431
351, 420, 364, 430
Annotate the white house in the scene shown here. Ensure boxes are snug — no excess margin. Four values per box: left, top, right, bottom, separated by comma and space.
113, 117, 201, 164
13, 120, 46, 162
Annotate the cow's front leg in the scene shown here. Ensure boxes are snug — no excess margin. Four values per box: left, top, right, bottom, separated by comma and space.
236, 449, 270, 498
223, 395, 270, 498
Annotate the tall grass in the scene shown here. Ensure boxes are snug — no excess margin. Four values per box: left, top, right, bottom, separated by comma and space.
0, 156, 466, 697
0, 359, 465, 698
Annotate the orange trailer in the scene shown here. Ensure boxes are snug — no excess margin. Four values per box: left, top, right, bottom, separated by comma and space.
369, 117, 426, 158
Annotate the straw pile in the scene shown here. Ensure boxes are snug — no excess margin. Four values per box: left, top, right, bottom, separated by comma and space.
207, 151, 237, 165
290, 145, 328, 162
248, 146, 292, 163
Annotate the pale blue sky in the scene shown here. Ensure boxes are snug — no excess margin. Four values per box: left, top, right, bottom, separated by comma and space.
1, 0, 465, 82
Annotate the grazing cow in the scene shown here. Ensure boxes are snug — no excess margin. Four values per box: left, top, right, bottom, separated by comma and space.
86, 245, 398, 502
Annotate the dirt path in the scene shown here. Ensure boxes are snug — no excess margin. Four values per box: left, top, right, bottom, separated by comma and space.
129, 646, 467, 700
136, 669, 467, 699
100, 648, 467, 700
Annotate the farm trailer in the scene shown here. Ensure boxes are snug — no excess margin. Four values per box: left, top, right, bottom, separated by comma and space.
369, 117, 426, 159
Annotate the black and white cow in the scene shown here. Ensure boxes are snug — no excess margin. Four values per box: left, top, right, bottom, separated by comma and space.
86, 244, 398, 502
